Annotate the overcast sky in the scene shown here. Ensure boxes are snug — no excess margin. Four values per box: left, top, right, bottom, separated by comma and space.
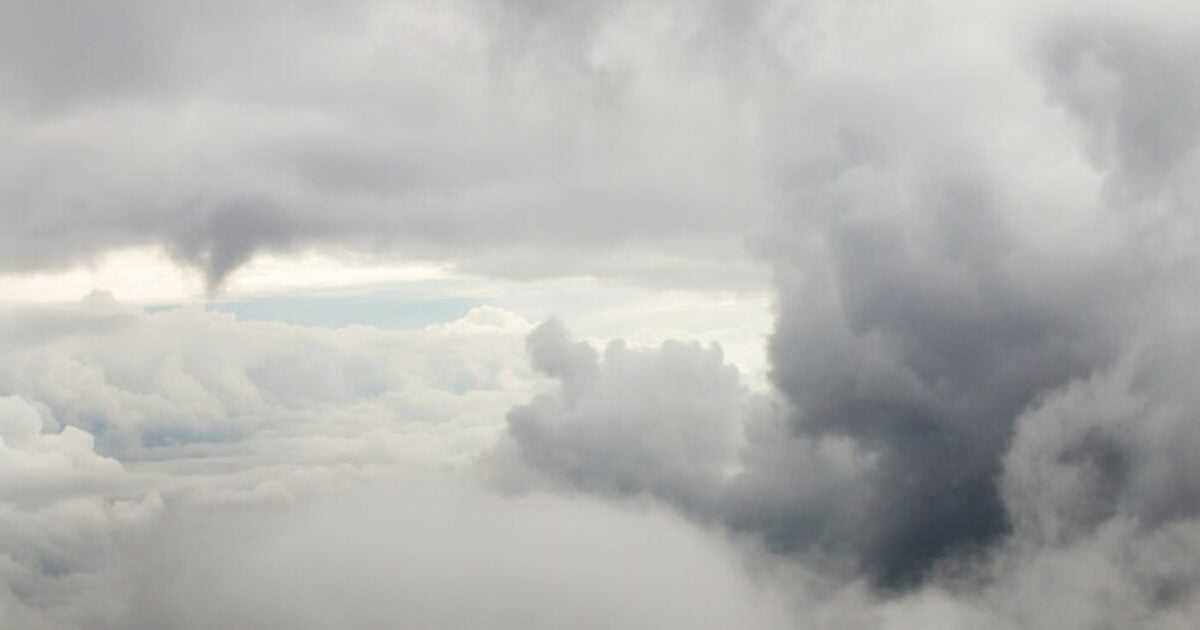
4, 1, 1200, 628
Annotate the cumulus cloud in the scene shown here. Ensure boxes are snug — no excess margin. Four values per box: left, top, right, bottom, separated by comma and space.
0, 294, 534, 463
488, 307, 1200, 627
489, 294, 1200, 626
486, 318, 767, 513
484, 0, 1200, 609
746, 0, 1200, 589
0, 393, 161, 630
0, 296, 538, 627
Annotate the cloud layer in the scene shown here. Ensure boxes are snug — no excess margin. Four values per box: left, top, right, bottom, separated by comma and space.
0, 0, 772, 291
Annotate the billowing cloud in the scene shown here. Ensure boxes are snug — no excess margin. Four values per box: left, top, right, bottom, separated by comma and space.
486, 0, 1200, 608
0, 393, 160, 630
486, 318, 767, 512
0, 296, 542, 627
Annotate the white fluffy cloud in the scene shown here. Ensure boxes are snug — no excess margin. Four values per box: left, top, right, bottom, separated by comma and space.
0, 295, 539, 627
0, 292, 534, 464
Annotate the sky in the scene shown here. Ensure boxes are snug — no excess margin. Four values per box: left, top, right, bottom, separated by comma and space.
3, 0, 1200, 628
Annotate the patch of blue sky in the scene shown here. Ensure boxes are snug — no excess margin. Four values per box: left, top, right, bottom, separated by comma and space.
210, 294, 481, 329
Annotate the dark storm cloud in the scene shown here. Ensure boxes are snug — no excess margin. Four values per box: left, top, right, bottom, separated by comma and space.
0, 0, 771, 291
166, 197, 301, 295
757, 1, 1200, 586
490, 0, 1200, 598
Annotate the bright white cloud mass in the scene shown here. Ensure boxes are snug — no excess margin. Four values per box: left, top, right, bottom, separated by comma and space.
4, 0, 1200, 628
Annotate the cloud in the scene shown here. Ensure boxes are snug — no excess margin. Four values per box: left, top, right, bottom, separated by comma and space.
1002, 303, 1200, 547
485, 0, 1200, 601
0, 394, 161, 630
0, 296, 539, 628
750, 0, 1200, 588
1036, 3, 1200, 193
488, 306, 1200, 626
2, 411, 805, 630
486, 318, 765, 513
0, 0, 771, 291
0, 396, 126, 505
119, 477, 801, 630
0, 295, 535, 463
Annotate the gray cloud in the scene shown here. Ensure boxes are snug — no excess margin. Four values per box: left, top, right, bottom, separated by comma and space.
120, 479, 801, 630
488, 0, 1200, 599
1036, 6, 1200, 193
489, 306, 1200, 624
747, 0, 1200, 589
0, 0, 771, 291
485, 318, 762, 514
